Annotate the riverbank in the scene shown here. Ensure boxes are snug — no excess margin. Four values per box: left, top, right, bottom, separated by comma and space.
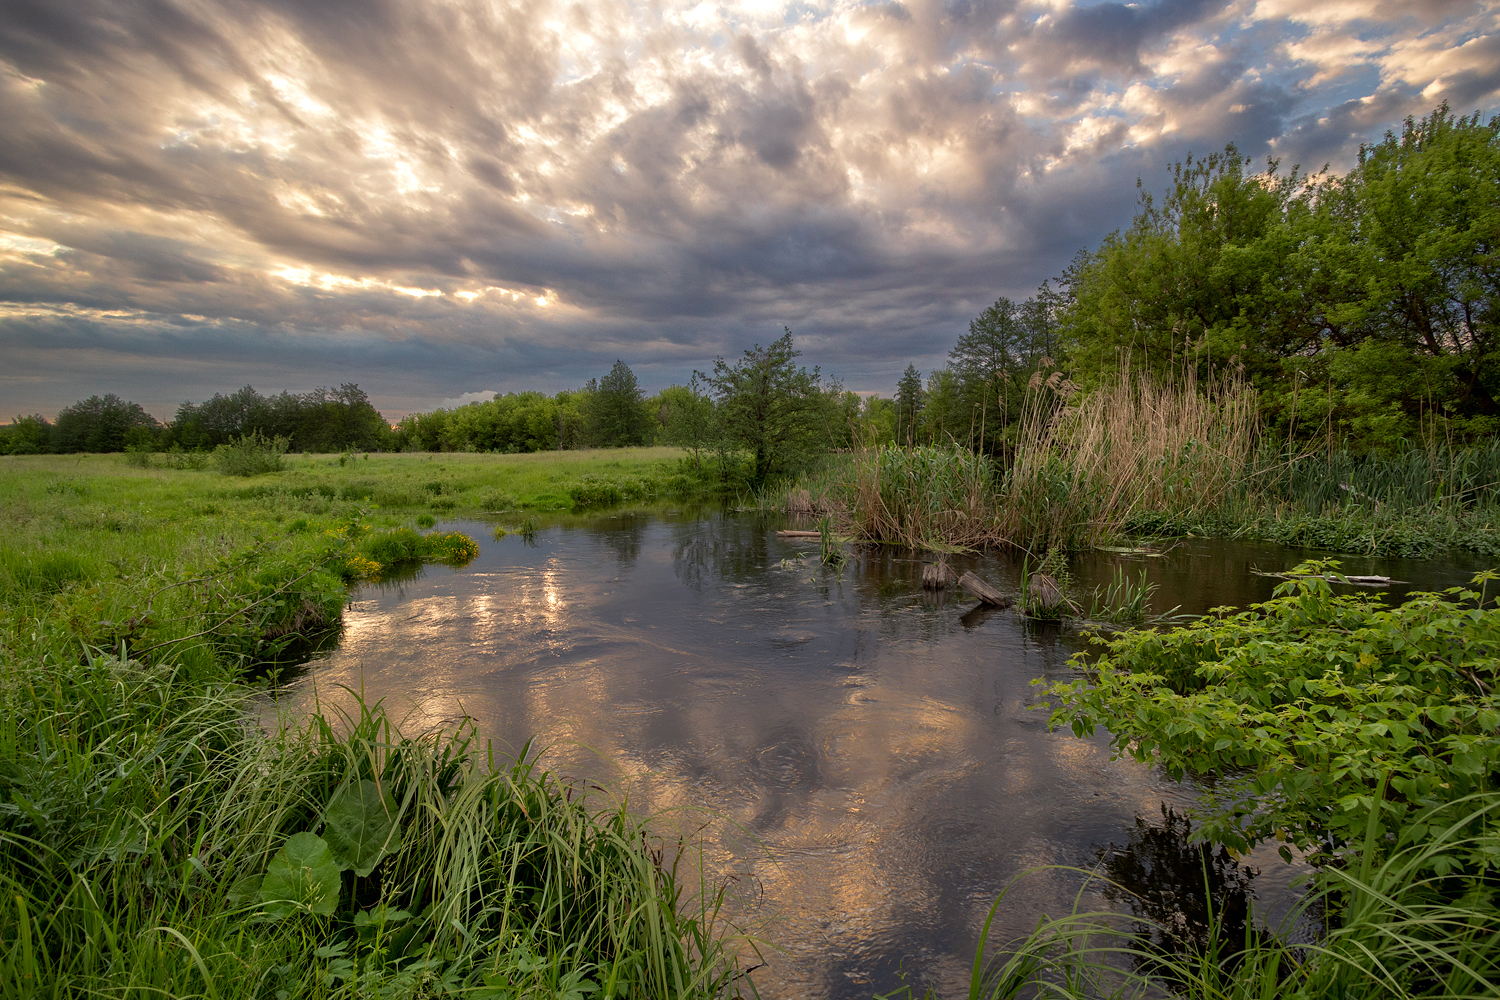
762, 445, 1500, 561
0, 451, 741, 997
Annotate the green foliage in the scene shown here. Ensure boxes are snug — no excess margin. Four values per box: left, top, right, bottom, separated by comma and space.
0, 415, 52, 455
173, 383, 392, 453
702, 328, 828, 485
1061, 104, 1500, 447
894, 364, 925, 444
259, 832, 343, 919
213, 429, 289, 476
588, 359, 652, 447
50, 393, 161, 453
322, 779, 404, 877
1043, 561, 1500, 869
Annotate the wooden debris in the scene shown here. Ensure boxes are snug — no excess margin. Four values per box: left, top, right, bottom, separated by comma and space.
1251, 569, 1405, 587
1028, 572, 1066, 607
958, 571, 1013, 607
921, 562, 957, 590
776, 530, 822, 537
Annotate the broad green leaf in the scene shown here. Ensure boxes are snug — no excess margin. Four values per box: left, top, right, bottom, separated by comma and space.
259, 832, 341, 919
323, 779, 404, 877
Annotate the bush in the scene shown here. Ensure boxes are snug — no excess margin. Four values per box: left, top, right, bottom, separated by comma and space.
213, 431, 289, 476
1044, 560, 1500, 870
567, 474, 660, 508
479, 489, 517, 510
161, 446, 210, 470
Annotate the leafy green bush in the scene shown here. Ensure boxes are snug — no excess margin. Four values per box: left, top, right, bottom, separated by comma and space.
1043, 561, 1500, 872
213, 430, 289, 476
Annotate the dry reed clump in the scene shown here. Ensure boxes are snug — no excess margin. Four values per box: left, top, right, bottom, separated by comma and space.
786, 486, 842, 517
847, 444, 1002, 549
1000, 366, 1256, 551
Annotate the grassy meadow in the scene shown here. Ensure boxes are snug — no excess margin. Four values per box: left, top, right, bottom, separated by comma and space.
0, 448, 746, 999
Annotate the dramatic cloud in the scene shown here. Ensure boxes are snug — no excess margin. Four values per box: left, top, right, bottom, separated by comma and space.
1, 0, 1496, 417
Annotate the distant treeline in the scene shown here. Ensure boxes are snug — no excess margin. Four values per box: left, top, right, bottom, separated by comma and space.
1, 384, 393, 456
0, 350, 896, 486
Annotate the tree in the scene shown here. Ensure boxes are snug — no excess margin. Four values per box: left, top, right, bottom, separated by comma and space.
588, 360, 651, 447
659, 377, 717, 470
701, 329, 824, 484
0, 415, 51, 455
51, 394, 159, 453
894, 364, 925, 444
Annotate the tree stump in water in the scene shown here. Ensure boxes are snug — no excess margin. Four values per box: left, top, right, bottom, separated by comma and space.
922, 562, 957, 590
1028, 572, 1064, 608
958, 571, 1013, 607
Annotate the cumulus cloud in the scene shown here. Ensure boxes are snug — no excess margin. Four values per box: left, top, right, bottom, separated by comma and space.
0, 0, 1495, 417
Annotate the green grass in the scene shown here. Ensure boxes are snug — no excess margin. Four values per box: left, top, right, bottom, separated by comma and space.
0, 450, 745, 998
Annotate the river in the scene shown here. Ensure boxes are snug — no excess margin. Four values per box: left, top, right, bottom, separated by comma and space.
267, 507, 1488, 998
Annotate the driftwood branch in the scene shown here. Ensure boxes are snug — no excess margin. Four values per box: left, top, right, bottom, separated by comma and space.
958, 571, 1013, 608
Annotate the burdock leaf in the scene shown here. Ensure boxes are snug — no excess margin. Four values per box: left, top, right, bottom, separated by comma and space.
323, 780, 404, 877
259, 832, 341, 919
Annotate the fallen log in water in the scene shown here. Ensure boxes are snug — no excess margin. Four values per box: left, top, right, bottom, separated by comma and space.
776, 530, 823, 537
958, 571, 1013, 607
1251, 569, 1405, 587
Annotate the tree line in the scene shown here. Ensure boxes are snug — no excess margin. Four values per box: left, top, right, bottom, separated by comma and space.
1, 384, 393, 456
0, 341, 895, 485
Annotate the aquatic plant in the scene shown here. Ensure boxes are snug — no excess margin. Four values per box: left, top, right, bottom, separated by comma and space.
999, 366, 1257, 551
847, 444, 1001, 549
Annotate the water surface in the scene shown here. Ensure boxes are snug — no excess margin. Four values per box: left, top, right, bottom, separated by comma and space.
273, 510, 1487, 998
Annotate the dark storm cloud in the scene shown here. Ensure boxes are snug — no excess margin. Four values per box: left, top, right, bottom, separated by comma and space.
0, 0, 1496, 418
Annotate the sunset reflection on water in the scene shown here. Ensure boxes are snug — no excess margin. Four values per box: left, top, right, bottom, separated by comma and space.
271, 510, 1476, 998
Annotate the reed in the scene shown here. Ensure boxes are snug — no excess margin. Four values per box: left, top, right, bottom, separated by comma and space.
998, 366, 1258, 551
844, 444, 1002, 549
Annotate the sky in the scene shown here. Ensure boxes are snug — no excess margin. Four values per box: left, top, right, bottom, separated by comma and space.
1, 0, 1497, 421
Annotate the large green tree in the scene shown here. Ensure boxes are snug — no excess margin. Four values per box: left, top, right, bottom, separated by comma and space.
701, 329, 825, 484
1059, 104, 1500, 448
51, 394, 159, 453
587, 360, 652, 447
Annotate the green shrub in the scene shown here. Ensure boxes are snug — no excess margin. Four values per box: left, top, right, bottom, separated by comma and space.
415, 513, 436, 528
567, 474, 660, 508
479, 489, 517, 510
1044, 561, 1500, 870
213, 431, 289, 476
